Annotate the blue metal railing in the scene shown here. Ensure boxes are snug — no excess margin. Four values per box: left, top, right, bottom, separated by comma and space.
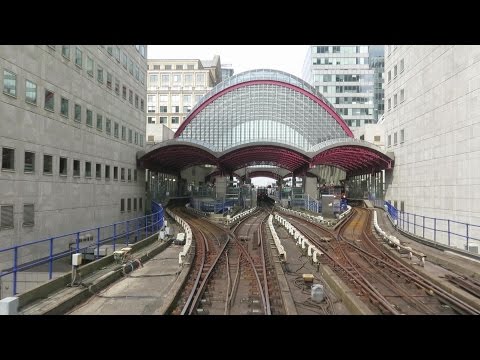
0, 201, 164, 297
373, 199, 480, 254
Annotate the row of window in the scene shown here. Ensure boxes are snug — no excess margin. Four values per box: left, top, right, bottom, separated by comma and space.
387, 89, 405, 110
2, 69, 144, 147
313, 74, 375, 83
148, 63, 196, 71
315, 46, 369, 54
0, 204, 33, 229
148, 72, 207, 87
313, 57, 369, 66
120, 198, 143, 213
147, 116, 184, 125
46, 46, 146, 113
387, 58, 405, 82
336, 108, 373, 116
387, 129, 405, 147
345, 119, 375, 127
133, 45, 147, 59
148, 105, 192, 114
0, 197, 145, 230
54, 45, 146, 87
1, 148, 139, 182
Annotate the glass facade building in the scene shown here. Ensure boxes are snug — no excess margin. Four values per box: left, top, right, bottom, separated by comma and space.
302, 45, 385, 128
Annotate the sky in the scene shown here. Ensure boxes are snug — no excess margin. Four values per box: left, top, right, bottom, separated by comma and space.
147, 45, 310, 78
147, 45, 309, 187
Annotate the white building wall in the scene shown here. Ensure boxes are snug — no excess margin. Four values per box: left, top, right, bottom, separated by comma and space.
383, 45, 480, 246
0, 45, 147, 260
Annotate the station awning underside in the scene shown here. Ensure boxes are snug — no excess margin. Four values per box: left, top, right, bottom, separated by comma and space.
138, 139, 394, 178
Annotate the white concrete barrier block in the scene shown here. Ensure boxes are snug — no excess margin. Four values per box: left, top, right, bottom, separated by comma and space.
0, 297, 18, 315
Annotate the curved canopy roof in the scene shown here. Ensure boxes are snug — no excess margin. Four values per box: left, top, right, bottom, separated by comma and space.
139, 69, 394, 177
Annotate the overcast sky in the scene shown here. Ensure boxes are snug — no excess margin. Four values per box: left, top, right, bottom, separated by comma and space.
147, 45, 310, 78
148, 45, 309, 187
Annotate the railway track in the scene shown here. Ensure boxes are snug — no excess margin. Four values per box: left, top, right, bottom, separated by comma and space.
171, 206, 285, 315
279, 206, 480, 315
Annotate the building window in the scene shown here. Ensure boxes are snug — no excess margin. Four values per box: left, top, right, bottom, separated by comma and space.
394, 200, 397, 209
86, 56, 94, 77
121, 168, 125, 181
25, 80, 37, 104
74, 104, 81, 122
387, 70, 391, 83
128, 59, 134, 75
158, 105, 166, 113
127, 198, 131, 212
134, 132, 138, 145
148, 116, 155, 124
394, 132, 398, 145
400, 201, 404, 212
105, 165, 110, 180
122, 86, 127, 99
96, 114, 102, 131
2, 148, 15, 170
147, 135, 154, 142
400, 89, 405, 103
135, 64, 139, 81
129, 90, 133, 104
121, 52, 127, 69
195, 73, 205, 86
44, 90, 54, 111
135, 94, 139, 108
107, 46, 113, 56
134, 169, 137, 182
106, 118, 111, 135
171, 117, 179, 124
159, 116, 167, 124
184, 74, 193, 85
128, 168, 131, 182
388, 134, 391, 147
60, 97, 69, 118
115, 79, 120, 95
43, 154, 53, 174
133, 198, 137, 211
173, 73, 181, 83
114, 46, 120, 62
394, 94, 398, 107
113, 166, 118, 180
121, 126, 126, 141
140, 135, 143, 147
140, 99, 144, 112
147, 105, 155, 113
128, 129, 132, 143
139, 198, 143, 210
85, 161, 92, 178
114, 122, 119, 138
97, 66, 104, 84
388, 98, 391, 111
96, 163, 101, 179
400, 58, 405, 73
171, 105, 180, 113
140, 71, 145, 85
107, 72, 112, 89
75, 47, 82, 68
73, 159, 80, 177
61, 45, 70, 59
121, 198, 125, 212
164, 65, 172, 70
0, 205, 14, 229
24, 151, 35, 173
23, 204, 34, 227
86, 109, 93, 127
59, 157, 67, 176
400, 129, 405, 143
374, 135, 381, 142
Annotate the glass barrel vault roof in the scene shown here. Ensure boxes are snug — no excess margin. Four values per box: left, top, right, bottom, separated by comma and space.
175, 69, 352, 152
